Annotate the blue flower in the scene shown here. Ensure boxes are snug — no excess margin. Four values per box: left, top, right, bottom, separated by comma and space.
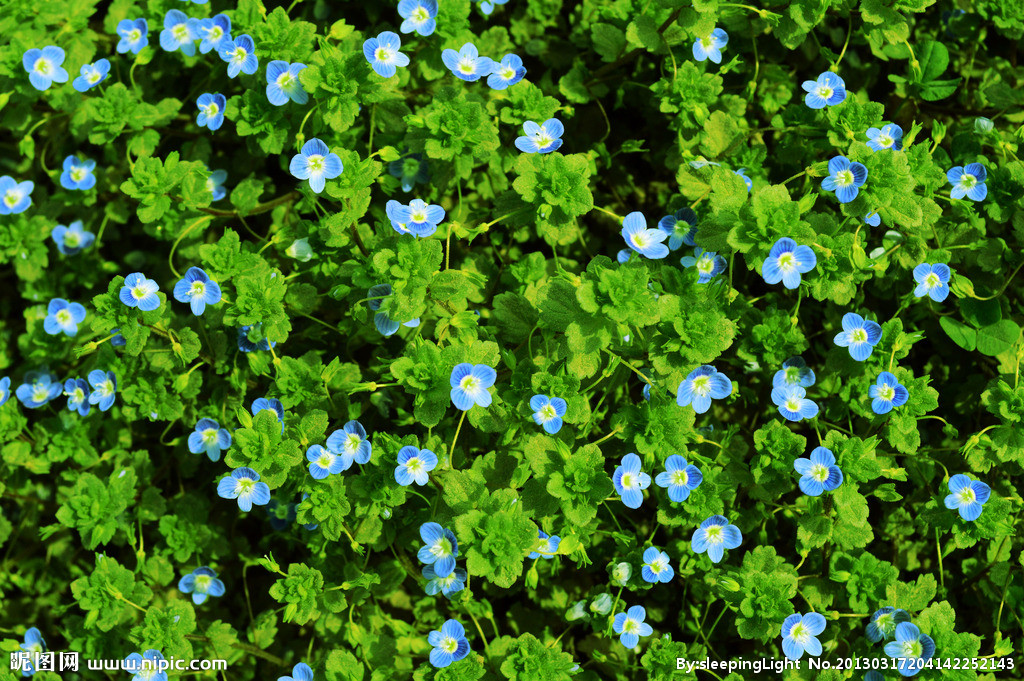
487, 53, 526, 89
389, 153, 429, 192
773, 356, 815, 389
51, 220, 95, 255
771, 384, 818, 422
801, 71, 846, 109
479, 0, 509, 14
266, 61, 308, 106
869, 371, 909, 414
612, 605, 654, 649
0, 377, 10, 407
60, 156, 96, 191
442, 42, 494, 81
395, 445, 438, 486
289, 138, 343, 194
404, 198, 447, 236
124, 650, 168, 681
514, 118, 563, 154
612, 453, 651, 509
266, 499, 296, 530
947, 163, 987, 201
119, 272, 161, 311
63, 378, 90, 417
913, 263, 951, 302
173, 266, 222, 316
278, 663, 313, 681
781, 612, 827, 660
691, 515, 741, 563
111, 328, 126, 346
306, 445, 343, 480
676, 365, 732, 413
73, 59, 110, 92
692, 28, 728, 63
399, 0, 438, 36
866, 607, 911, 643
834, 312, 882, 361
423, 564, 467, 598
944, 474, 991, 521
196, 93, 226, 131
237, 325, 276, 352
418, 522, 459, 577
450, 363, 497, 410
528, 530, 561, 559
19, 627, 45, 675
217, 467, 271, 512
735, 168, 753, 192
197, 14, 231, 54
160, 10, 198, 56
530, 394, 567, 434
617, 249, 634, 264
883, 622, 936, 677
43, 298, 86, 336
658, 207, 697, 251
641, 547, 674, 583
252, 397, 285, 433
865, 211, 881, 226
822, 156, 868, 203
368, 284, 421, 335
794, 447, 843, 496
87, 370, 117, 411
621, 211, 669, 259
188, 418, 232, 462
680, 247, 727, 283
642, 383, 651, 400
654, 454, 702, 502
23, 46, 69, 90
0, 176, 34, 215
866, 123, 903, 151
178, 567, 225, 605
219, 34, 258, 78
363, 31, 410, 78
761, 237, 817, 289
385, 200, 414, 236
428, 619, 470, 668
116, 19, 149, 54
206, 168, 228, 201
15, 371, 62, 409
325, 420, 373, 469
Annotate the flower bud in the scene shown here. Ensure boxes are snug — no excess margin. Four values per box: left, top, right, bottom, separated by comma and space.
611, 562, 631, 585
590, 593, 613, 615
286, 238, 313, 262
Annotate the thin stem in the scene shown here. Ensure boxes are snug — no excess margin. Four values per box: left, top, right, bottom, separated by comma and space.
448, 410, 468, 470
168, 216, 212, 279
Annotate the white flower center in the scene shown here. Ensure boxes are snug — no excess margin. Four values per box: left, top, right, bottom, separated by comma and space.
57, 310, 71, 323
202, 428, 218, 444
458, 58, 476, 74
811, 463, 829, 482
98, 380, 114, 396
375, 47, 394, 63
344, 433, 361, 454
960, 174, 976, 188
307, 155, 325, 173
877, 134, 892, 147
411, 210, 427, 222
671, 469, 688, 486
696, 255, 714, 274
237, 478, 254, 494
431, 538, 452, 557
902, 640, 923, 658
459, 375, 479, 392
501, 66, 515, 79
195, 575, 211, 591
691, 375, 711, 397
173, 24, 189, 41
533, 132, 554, 148
132, 285, 148, 300
620, 472, 634, 489
129, 29, 142, 42
34, 58, 52, 75
33, 386, 49, 402
623, 618, 640, 634
203, 102, 219, 117
4, 191, 20, 207
413, 6, 429, 22
539, 404, 557, 421
441, 636, 458, 653
232, 47, 248, 63
851, 328, 867, 343
790, 623, 810, 644
924, 272, 940, 288
405, 456, 422, 472
208, 27, 223, 41
71, 388, 85, 402
835, 169, 854, 186
704, 525, 723, 545
278, 72, 294, 88
879, 384, 895, 401
959, 487, 976, 503
318, 453, 332, 468
88, 70, 101, 83
190, 281, 205, 297
816, 85, 832, 99
777, 252, 796, 272
71, 167, 86, 182
785, 398, 801, 412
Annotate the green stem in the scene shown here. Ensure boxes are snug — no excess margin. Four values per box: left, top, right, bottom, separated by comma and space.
448, 410, 468, 470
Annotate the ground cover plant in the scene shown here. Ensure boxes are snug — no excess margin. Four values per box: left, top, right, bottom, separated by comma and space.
1, 0, 1023, 679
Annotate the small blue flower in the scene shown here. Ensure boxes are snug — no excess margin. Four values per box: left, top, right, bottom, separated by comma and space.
514, 118, 563, 154
428, 619, 471, 668
692, 28, 728, 64
399, 0, 438, 36
654, 454, 702, 502
19, 627, 45, 675
680, 247, 727, 283
913, 263, 951, 302
23, 46, 69, 90
278, 663, 313, 681
0, 377, 10, 407
111, 328, 126, 347
612, 453, 651, 509
217, 467, 271, 512
641, 547, 674, 583
423, 564, 467, 598
188, 418, 232, 462
87, 370, 117, 411
612, 605, 654, 649
206, 168, 228, 201
735, 168, 753, 192
676, 365, 732, 413
197, 14, 231, 54
252, 397, 285, 433
866, 607, 911, 643
15, 371, 62, 409
450, 363, 497, 410
487, 53, 526, 90
418, 522, 459, 577
528, 530, 561, 559
883, 622, 936, 677
116, 19, 149, 54
173, 266, 222, 316
641, 383, 651, 401
196, 93, 226, 131
325, 420, 373, 469
368, 284, 421, 335
794, 447, 843, 496
389, 153, 429, 192
124, 650, 168, 681
943, 474, 991, 521
658, 207, 697, 251
0, 176, 34, 215
51, 220, 95, 255
289, 138, 343, 194
395, 445, 438, 486
43, 298, 86, 336
530, 394, 567, 434
63, 378, 90, 417
781, 612, 827, 660
772, 384, 819, 422
621, 211, 669, 259
834, 312, 882, 361
442, 42, 494, 81
479, 0, 509, 14
306, 445, 343, 480
119, 272, 161, 311
869, 371, 909, 415
60, 156, 96, 191
160, 10, 198, 56
691, 515, 741, 563
822, 156, 868, 203
761, 237, 817, 289
237, 324, 276, 352
266, 61, 308, 106
267, 499, 297, 531
773, 356, 815, 389
402, 198, 447, 237
617, 249, 634, 264
73, 59, 110, 92
178, 567, 225, 605
866, 123, 903, 152
802, 71, 847, 109
947, 163, 987, 201
865, 211, 881, 227
363, 31, 410, 78
218, 34, 258, 78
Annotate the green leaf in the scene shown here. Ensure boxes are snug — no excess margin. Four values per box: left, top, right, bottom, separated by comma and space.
939, 316, 977, 351
976, 320, 1020, 356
